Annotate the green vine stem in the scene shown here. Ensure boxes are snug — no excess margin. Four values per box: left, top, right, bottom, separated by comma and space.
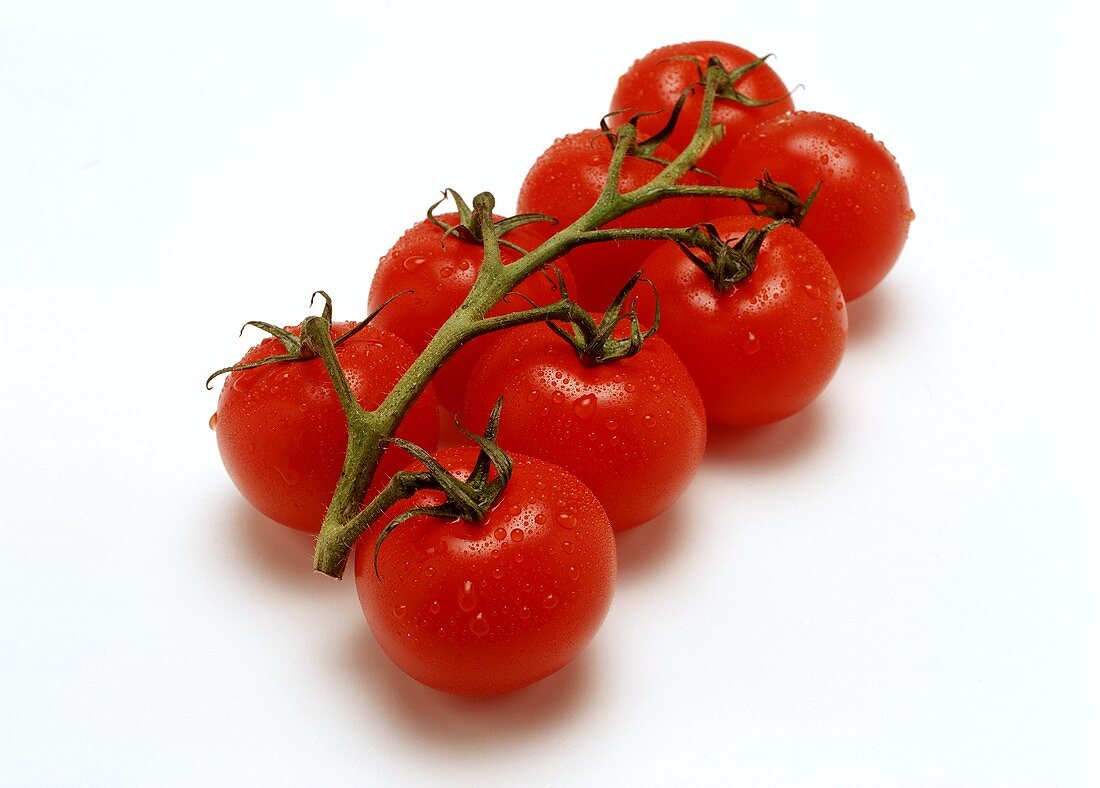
310, 63, 810, 578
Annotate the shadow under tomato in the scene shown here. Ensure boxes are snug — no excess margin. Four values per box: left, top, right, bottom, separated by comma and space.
230, 497, 335, 592
338, 626, 598, 749
614, 500, 690, 585
704, 402, 829, 469
845, 283, 899, 347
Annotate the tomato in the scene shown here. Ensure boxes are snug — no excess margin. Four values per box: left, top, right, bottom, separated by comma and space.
638, 216, 847, 426
214, 322, 440, 532
354, 447, 616, 696
609, 41, 795, 172
461, 323, 706, 530
368, 213, 574, 412
516, 130, 710, 309
717, 111, 913, 300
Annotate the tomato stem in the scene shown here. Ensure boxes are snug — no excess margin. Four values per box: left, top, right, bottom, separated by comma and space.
309, 64, 811, 578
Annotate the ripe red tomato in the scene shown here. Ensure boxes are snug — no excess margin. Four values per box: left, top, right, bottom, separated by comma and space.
368, 213, 576, 412
639, 216, 847, 426
717, 111, 913, 300
214, 322, 440, 532
355, 447, 616, 696
461, 324, 706, 530
609, 41, 795, 172
516, 130, 710, 309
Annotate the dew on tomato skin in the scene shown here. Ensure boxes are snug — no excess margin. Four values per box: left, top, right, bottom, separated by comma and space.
514, 552, 524, 564
542, 593, 558, 610
518, 605, 531, 620
569, 566, 580, 581
742, 331, 761, 355
562, 540, 574, 554
526, 389, 539, 402
208, 412, 218, 430
811, 315, 822, 328
393, 604, 407, 619
803, 283, 822, 299
609, 434, 620, 447
491, 565, 504, 580
558, 512, 577, 529
429, 600, 441, 614
458, 580, 477, 612
493, 526, 507, 541
510, 528, 524, 542
642, 414, 657, 428
403, 255, 426, 271
439, 265, 454, 278
572, 394, 597, 420
457, 259, 471, 271
469, 612, 490, 637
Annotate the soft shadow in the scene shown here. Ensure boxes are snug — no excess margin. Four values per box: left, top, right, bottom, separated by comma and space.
705, 403, 829, 468
231, 497, 332, 591
339, 627, 597, 751
614, 502, 689, 583
845, 285, 898, 347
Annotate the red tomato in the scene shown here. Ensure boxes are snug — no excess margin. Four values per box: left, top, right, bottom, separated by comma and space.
609, 41, 795, 172
717, 111, 913, 300
461, 323, 706, 530
368, 213, 575, 411
214, 322, 440, 532
639, 216, 847, 426
355, 448, 616, 696
516, 130, 710, 309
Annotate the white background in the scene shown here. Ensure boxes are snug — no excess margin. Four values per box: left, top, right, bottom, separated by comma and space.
3, 1, 1098, 785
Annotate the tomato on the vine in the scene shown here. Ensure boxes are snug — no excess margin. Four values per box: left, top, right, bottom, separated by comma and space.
461, 321, 705, 530
609, 41, 795, 172
368, 212, 575, 411
516, 131, 710, 309
717, 111, 913, 300
214, 322, 440, 532
355, 447, 616, 696
638, 216, 847, 426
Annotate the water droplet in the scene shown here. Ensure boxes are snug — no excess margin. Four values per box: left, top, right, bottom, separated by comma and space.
609, 435, 620, 446
534, 513, 547, 525
562, 541, 574, 554
514, 552, 524, 564
403, 255, 426, 271
491, 566, 504, 580
429, 600, 440, 614
569, 566, 580, 581
518, 605, 531, 620
835, 300, 844, 311
393, 604, 407, 619
526, 389, 539, 402
819, 154, 830, 165
276, 461, 301, 486
743, 331, 761, 355
457, 259, 471, 271
558, 512, 577, 529
642, 414, 657, 428
624, 382, 636, 393
469, 612, 489, 636
572, 394, 597, 419
803, 283, 821, 299
494, 526, 507, 541
510, 528, 524, 542
604, 418, 618, 431
811, 315, 822, 327
458, 580, 477, 612
551, 391, 565, 404
542, 593, 558, 609
208, 412, 218, 430
902, 206, 916, 221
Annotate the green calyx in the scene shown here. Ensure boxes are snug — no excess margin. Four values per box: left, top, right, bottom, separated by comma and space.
427, 188, 557, 255
676, 221, 786, 293
205, 290, 403, 389
372, 398, 513, 579
749, 170, 822, 226
667, 53, 797, 108
542, 269, 660, 365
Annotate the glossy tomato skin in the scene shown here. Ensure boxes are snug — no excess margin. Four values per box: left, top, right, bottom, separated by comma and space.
717, 111, 913, 300
215, 322, 440, 533
461, 325, 705, 530
610, 41, 795, 172
368, 213, 575, 411
639, 217, 847, 426
355, 448, 616, 696
516, 131, 710, 310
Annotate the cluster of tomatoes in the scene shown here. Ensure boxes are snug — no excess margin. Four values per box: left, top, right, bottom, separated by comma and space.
211, 41, 912, 696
